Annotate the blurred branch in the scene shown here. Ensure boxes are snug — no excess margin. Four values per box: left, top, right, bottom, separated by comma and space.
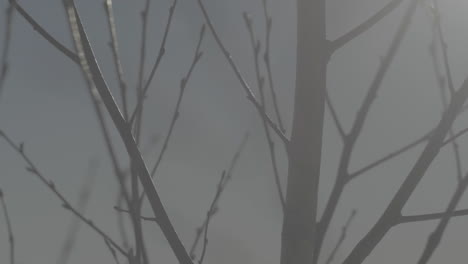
104, 0, 129, 120
104, 239, 121, 264
0, 131, 128, 258
243, 12, 285, 210
348, 126, 468, 181
10, 0, 132, 208
416, 174, 468, 264
427, 0, 462, 182
62, 2, 194, 263
330, 0, 405, 53
326, 90, 346, 140
0, 2, 14, 98
0, 188, 15, 264
196, 0, 289, 147
8, 0, 79, 63
130, 0, 179, 125
189, 133, 249, 260
261, 0, 286, 133
399, 208, 468, 224
149, 24, 206, 178
325, 209, 357, 264
315, 0, 417, 260
56, 159, 100, 264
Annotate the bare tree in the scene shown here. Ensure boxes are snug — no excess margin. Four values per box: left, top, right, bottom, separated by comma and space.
2, 0, 468, 264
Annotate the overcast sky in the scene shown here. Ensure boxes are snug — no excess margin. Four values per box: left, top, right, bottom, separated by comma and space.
2, 0, 468, 263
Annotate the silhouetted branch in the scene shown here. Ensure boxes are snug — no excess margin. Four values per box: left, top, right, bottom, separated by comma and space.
243, 12, 285, 210
0, 2, 14, 98
326, 90, 346, 140
196, 0, 289, 147
261, 0, 286, 133
62, 3, 193, 263
8, 0, 78, 63
399, 208, 468, 224
189, 133, 249, 260
325, 209, 357, 264
56, 159, 100, 264
344, 3, 468, 256
149, 24, 206, 178
114, 206, 158, 222
427, 0, 462, 182
330, 0, 405, 53
197, 171, 224, 264
104, 0, 129, 120
417, 174, 468, 264
104, 238, 121, 264
0, 131, 128, 258
0, 188, 15, 264
130, 0, 179, 126
349, 131, 430, 180
315, 0, 417, 260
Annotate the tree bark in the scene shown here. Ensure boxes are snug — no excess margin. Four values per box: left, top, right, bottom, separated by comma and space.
281, 1, 327, 264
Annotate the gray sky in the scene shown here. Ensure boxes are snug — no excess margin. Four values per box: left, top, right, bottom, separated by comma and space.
2, 0, 468, 263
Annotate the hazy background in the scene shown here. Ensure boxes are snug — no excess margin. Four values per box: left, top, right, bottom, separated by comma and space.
2, 0, 468, 263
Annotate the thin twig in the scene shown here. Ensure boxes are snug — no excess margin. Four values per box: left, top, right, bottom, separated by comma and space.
8, 0, 79, 63
114, 206, 158, 222
130, 0, 179, 125
261, 0, 285, 133
56, 159, 100, 264
189, 133, 249, 260
0, 189, 15, 264
0, 2, 14, 98
196, 0, 289, 147
149, 24, 206, 178
427, 0, 462, 182
315, 0, 417, 260
325, 209, 357, 264
399, 208, 468, 224
197, 171, 224, 264
344, 26, 468, 264
104, 238, 121, 264
326, 90, 346, 140
417, 174, 468, 264
330, 0, 405, 53
104, 0, 129, 120
62, 3, 193, 263
243, 12, 285, 210
349, 126, 468, 180
132, 0, 152, 148
0, 131, 128, 258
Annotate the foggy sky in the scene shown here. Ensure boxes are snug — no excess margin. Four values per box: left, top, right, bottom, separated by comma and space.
2, 0, 468, 263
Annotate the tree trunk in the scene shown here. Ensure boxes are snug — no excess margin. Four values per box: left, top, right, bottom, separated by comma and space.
280, 1, 327, 264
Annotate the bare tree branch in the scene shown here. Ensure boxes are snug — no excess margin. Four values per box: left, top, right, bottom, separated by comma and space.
0, 2, 14, 98
0, 131, 128, 258
417, 174, 468, 264
130, 0, 179, 126
0, 188, 15, 264
149, 24, 206, 178
243, 12, 285, 210
325, 209, 357, 264
326, 90, 346, 140
56, 159, 100, 264
330, 0, 405, 53
8, 0, 79, 63
196, 0, 289, 147
62, 2, 194, 263
399, 208, 468, 224
104, 0, 130, 120
189, 133, 249, 260
315, 0, 417, 260
261, 0, 286, 133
